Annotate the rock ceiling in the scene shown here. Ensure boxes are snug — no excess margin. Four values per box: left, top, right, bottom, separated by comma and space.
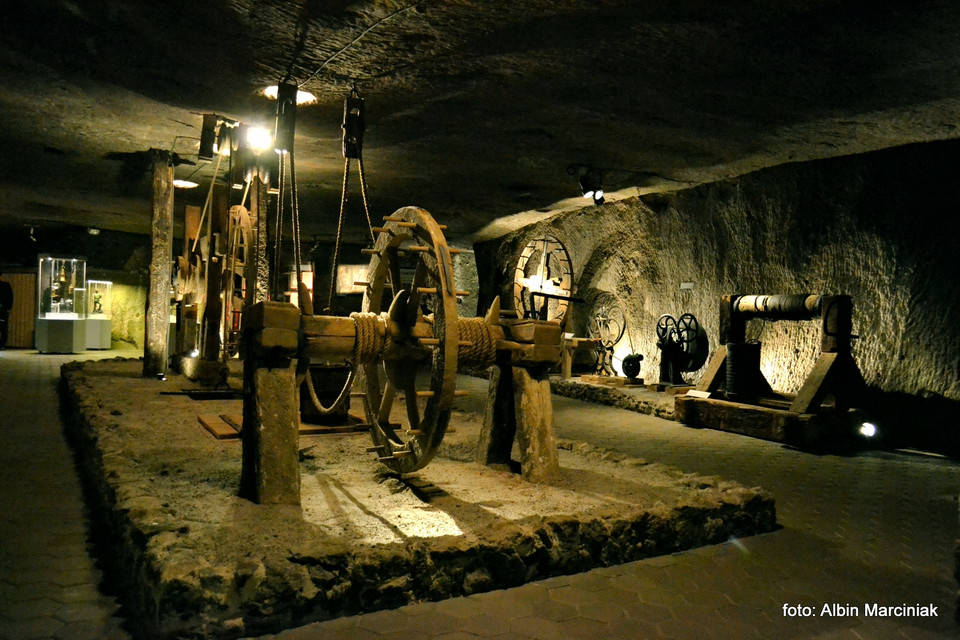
2, 0, 960, 246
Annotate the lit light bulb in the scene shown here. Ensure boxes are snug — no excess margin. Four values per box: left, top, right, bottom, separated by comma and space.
261, 85, 317, 105
859, 422, 877, 438
246, 126, 273, 153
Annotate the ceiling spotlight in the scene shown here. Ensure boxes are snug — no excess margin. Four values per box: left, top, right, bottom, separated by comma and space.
262, 85, 317, 105
87, 227, 100, 236
173, 179, 199, 189
578, 171, 605, 205
859, 422, 878, 438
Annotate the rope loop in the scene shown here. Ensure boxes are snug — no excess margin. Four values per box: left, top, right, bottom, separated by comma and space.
350, 312, 386, 364
457, 317, 497, 367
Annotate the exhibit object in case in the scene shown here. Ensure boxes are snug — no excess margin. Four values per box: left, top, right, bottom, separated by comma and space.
36, 256, 87, 353
86, 280, 113, 349
285, 266, 314, 308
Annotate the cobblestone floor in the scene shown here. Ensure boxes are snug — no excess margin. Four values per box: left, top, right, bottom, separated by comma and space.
1, 353, 957, 640
260, 376, 960, 640
0, 349, 139, 640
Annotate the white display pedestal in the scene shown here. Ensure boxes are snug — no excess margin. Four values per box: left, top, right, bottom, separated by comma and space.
36, 316, 86, 354
86, 316, 112, 350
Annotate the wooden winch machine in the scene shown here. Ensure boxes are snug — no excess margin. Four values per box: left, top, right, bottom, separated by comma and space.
675, 293, 867, 447
239, 207, 565, 505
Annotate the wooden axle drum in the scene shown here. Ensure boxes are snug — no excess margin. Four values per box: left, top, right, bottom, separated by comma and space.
676, 293, 867, 449
240, 207, 564, 504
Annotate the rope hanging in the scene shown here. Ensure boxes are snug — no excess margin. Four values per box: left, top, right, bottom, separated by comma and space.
326, 85, 377, 312
289, 148, 303, 306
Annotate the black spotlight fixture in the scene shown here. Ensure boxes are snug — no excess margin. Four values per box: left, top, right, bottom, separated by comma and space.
568, 164, 605, 205
579, 173, 604, 204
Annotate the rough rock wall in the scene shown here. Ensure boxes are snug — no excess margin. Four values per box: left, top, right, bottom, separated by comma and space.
476, 140, 960, 451
110, 281, 148, 348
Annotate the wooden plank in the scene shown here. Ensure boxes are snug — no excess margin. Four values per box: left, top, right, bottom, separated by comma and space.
198, 414, 240, 439
297, 422, 368, 435
221, 414, 243, 431
696, 345, 727, 392
665, 385, 694, 396
675, 396, 797, 443
790, 352, 838, 413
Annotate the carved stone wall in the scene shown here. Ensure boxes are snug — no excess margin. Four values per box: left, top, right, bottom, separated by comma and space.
476, 140, 960, 452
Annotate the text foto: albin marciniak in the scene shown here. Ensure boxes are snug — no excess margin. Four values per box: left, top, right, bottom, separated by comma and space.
783, 603, 939, 617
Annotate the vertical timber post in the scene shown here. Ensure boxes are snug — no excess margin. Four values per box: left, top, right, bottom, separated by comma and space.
240, 301, 302, 505
143, 149, 173, 377
478, 320, 561, 482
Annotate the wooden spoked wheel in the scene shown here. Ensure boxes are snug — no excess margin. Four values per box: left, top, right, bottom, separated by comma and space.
361, 207, 459, 473
512, 234, 573, 322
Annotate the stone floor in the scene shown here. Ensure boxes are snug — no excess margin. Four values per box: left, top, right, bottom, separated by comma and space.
0, 348, 139, 640
1, 348, 957, 640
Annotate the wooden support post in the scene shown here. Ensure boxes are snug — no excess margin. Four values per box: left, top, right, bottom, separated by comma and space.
820, 295, 853, 354
478, 320, 560, 482
240, 301, 302, 505
696, 344, 728, 393
720, 294, 745, 345
143, 149, 173, 377
512, 365, 558, 482
200, 186, 229, 362
478, 351, 517, 469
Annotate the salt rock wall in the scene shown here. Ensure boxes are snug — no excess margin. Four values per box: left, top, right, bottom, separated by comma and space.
475, 140, 960, 452
109, 281, 148, 348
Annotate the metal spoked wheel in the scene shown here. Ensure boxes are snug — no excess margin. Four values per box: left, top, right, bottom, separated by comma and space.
675, 313, 700, 349
676, 312, 709, 371
656, 314, 677, 343
592, 342, 615, 375
590, 303, 626, 348
361, 207, 459, 473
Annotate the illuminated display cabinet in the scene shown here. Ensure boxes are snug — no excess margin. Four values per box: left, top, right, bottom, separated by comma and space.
36, 256, 87, 353
86, 280, 113, 349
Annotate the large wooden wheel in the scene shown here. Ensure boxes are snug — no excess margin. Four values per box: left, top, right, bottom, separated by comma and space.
512, 234, 573, 322
361, 206, 459, 473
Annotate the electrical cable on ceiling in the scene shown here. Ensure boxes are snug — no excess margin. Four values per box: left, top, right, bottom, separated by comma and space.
297, 0, 428, 88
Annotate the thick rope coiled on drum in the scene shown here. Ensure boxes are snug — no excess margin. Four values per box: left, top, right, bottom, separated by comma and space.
457, 317, 498, 367
350, 312, 387, 364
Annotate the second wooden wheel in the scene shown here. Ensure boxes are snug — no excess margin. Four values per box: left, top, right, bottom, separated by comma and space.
361, 206, 459, 473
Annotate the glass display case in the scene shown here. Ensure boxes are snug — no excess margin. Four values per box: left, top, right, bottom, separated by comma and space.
85, 280, 113, 349
38, 256, 86, 318
87, 280, 112, 317
35, 256, 87, 353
